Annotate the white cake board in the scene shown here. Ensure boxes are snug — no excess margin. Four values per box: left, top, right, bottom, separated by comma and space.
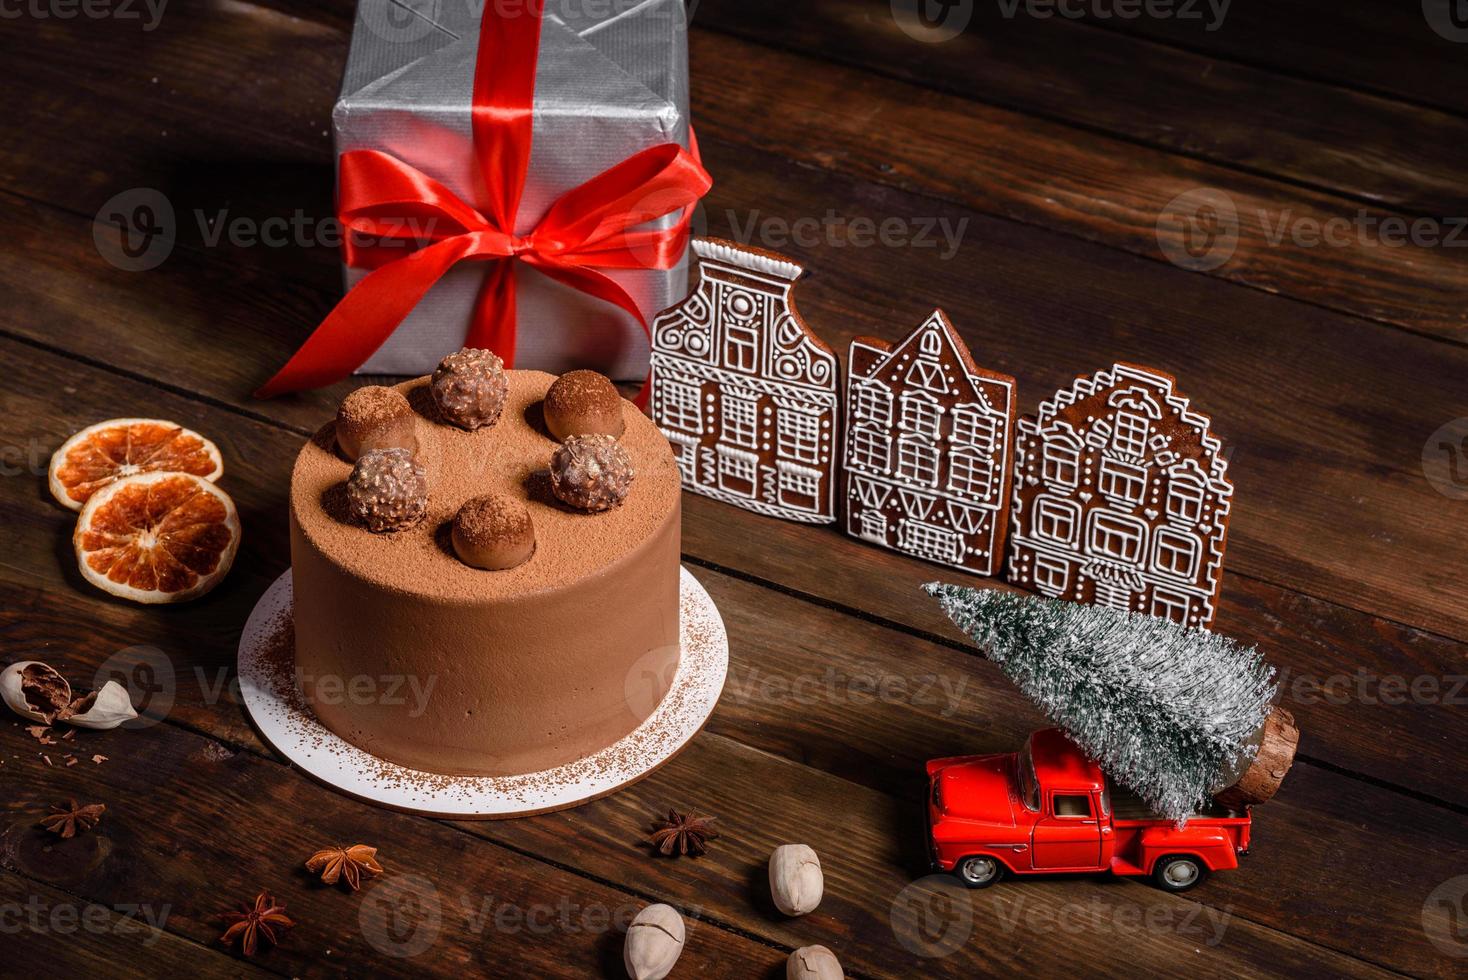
237, 566, 728, 819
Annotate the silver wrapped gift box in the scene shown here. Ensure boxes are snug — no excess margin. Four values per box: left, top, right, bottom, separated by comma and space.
334, 0, 693, 380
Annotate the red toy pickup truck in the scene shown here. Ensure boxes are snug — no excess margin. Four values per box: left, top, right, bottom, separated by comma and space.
926, 729, 1250, 892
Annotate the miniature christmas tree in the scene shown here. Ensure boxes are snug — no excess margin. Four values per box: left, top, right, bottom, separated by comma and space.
926, 584, 1296, 822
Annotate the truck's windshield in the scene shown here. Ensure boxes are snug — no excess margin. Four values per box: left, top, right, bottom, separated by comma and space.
1018, 742, 1040, 811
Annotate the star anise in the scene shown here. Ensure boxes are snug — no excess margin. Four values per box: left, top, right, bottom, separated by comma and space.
39, 799, 106, 838
219, 891, 295, 957
304, 844, 383, 891
647, 809, 719, 857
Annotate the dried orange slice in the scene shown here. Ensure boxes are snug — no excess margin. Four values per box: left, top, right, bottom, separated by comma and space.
49, 418, 223, 511
74, 471, 241, 604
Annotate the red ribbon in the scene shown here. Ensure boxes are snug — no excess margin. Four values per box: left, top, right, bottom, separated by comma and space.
256, 0, 711, 402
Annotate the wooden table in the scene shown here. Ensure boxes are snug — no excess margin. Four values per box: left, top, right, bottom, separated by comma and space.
4, 1, 1466, 976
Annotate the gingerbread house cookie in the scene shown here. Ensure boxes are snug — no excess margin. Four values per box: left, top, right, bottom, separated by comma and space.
650, 239, 840, 523
843, 310, 1017, 575
1007, 362, 1233, 628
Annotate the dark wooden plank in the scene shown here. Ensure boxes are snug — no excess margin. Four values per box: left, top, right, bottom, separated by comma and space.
694, 0, 1468, 216
5, 2, 1457, 976
553, 574, 1468, 979
1092, 0, 1468, 118
5, 123, 1468, 642
2, 2, 1467, 345
0, 334, 1451, 976
680, 497, 1468, 811
684, 29, 1468, 342
1, 722, 783, 978
0, 596, 1399, 980
0, 871, 266, 978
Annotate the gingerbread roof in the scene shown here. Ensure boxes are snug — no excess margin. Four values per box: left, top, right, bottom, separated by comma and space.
691, 238, 805, 283
1020, 362, 1232, 495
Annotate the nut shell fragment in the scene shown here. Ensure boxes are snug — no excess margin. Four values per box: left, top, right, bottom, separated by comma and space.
787, 945, 843, 980
769, 843, 823, 916
1, 661, 71, 724
623, 903, 685, 980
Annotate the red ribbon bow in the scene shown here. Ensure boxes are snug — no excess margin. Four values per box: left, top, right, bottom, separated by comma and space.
256, 0, 711, 401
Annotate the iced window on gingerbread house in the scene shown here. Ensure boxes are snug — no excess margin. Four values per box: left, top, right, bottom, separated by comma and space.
900, 520, 960, 564
952, 406, 996, 451
777, 407, 822, 464
853, 382, 892, 427
724, 320, 758, 372
897, 435, 939, 487
716, 447, 758, 497
1034, 555, 1071, 596
1112, 410, 1150, 457
665, 432, 698, 480
947, 447, 993, 498
1036, 496, 1080, 544
1088, 512, 1147, 562
851, 425, 889, 471
1098, 458, 1148, 504
1154, 529, 1200, 578
1167, 477, 1205, 522
900, 392, 942, 439
777, 461, 822, 510
858, 507, 887, 541
1042, 440, 1081, 487
920, 327, 942, 356
1151, 589, 1191, 622
662, 379, 702, 434
721, 392, 759, 449
857, 381, 886, 428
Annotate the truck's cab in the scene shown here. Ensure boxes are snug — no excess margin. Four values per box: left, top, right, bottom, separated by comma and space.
926, 729, 1250, 892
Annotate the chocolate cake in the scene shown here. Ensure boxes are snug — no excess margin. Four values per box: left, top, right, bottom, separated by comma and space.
289, 370, 682, 777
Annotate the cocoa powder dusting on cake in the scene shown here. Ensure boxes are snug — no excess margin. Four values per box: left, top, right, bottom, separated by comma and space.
455, 494, 527, 542
340, 386, 410, 430
543, 370, 625, 441
256, 567, 723, 808
291, 372, 679, 602
452, 493, 535, 570
256, 606, 309, 716
336, 386, 417, 460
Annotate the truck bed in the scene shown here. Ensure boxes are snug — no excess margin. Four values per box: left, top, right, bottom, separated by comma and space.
1109, 784, 1241, 822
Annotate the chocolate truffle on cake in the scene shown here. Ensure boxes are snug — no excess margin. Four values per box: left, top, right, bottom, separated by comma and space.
431, 348, 508, 430
336, 385, 417, 461
346, 448, 428, 533
549, 434, 635, 512
452, 494, 536, 570
543, 370, 626, 442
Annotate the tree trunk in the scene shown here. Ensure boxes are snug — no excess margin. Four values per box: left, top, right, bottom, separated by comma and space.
1213, 705, 1299, 809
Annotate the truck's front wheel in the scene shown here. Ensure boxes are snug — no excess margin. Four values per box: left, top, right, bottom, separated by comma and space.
1152, 855, 1208, 893
954, 855, 1004, 889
